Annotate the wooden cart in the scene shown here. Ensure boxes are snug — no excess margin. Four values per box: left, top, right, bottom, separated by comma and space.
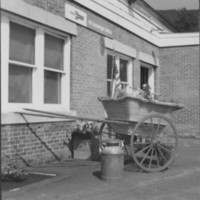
23, 95, 184, 172
98, 96, 184, 172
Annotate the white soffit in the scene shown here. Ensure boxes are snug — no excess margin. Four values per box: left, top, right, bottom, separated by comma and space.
74, 0, 199, 47
0, 0, 77, 35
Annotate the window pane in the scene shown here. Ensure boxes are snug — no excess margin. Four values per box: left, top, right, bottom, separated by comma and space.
45, 34, 64, 70
44, 71, 61, 104
107, 55, 113, 79
120, 59, 128, 82
121, 83, 128, 89
10, 22, 35, 64
141, 67, 149, 88
9, 64, 32, 103
107, 81, 111, 96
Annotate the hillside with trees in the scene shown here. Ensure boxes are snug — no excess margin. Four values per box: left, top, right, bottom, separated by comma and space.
157, 8, 199, 32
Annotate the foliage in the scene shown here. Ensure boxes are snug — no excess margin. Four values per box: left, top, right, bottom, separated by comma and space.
116, 84, 178, 103
70, 121, 100, 140
67, 121, 100, 156
158, 8, 199, 32
1, 154, 26, 182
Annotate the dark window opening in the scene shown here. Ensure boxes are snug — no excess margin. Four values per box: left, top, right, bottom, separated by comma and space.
140, 67, 149, 89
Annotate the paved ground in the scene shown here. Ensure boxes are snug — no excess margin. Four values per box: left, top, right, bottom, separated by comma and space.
2, 139, 200, 200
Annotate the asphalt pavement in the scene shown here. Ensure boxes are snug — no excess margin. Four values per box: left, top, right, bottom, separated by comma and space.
2, 138, 200, 200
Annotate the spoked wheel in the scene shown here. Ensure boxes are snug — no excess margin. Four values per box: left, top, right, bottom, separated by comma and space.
98, 123, 116, 143
130, 114, 178, 172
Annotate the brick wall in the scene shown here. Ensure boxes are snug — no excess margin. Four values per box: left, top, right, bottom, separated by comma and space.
23, 0, 65, 16
3, 0, 198, 167
160, 46, 200, 137
1, 122, 73, 165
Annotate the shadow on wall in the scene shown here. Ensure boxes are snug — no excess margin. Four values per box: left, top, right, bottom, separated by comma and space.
20, 114, 62, 163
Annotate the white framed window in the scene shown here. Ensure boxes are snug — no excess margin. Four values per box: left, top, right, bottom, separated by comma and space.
140, 62, 155, 93
1, 15, 71, 113
107, 52, 132, 96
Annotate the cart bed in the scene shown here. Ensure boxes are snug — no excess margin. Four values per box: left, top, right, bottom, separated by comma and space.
99, 96, 184, 135
99, 96, 184, 122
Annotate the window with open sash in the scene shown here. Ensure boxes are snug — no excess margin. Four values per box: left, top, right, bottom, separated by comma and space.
107, 53, 131, 96
140, 63, 155, 92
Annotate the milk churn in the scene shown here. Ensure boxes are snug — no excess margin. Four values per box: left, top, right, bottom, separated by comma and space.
100, 139, 124, 181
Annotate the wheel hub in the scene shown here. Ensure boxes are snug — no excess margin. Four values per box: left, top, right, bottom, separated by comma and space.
152, 139, 158, 145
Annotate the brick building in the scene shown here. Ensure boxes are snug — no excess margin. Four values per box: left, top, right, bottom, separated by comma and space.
1, 0, 199, 165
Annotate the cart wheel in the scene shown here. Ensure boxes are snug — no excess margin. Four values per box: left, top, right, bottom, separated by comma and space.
98, 123, 116, 143
130, 114, 178, 172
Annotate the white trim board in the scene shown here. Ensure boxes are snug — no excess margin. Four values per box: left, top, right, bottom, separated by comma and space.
158, 33, 199, 47
0, 0, 77, 35
104, 37, 137, 58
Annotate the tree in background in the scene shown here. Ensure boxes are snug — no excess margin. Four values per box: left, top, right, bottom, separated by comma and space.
158, 8, 199, 32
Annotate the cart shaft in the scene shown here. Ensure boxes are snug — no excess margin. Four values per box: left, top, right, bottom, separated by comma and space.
22, 108, 130, 126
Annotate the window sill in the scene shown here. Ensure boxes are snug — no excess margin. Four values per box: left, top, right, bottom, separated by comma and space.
1, 110, 77, 125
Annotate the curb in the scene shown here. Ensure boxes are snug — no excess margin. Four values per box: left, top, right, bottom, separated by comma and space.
2, 172, 71, 198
